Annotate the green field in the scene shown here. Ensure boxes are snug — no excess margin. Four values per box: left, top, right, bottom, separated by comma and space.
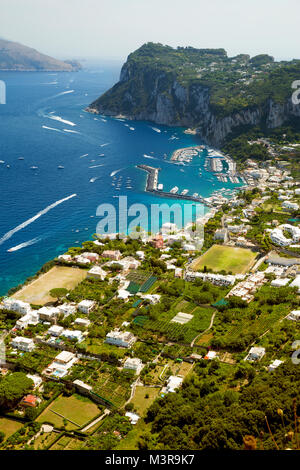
191, 245, 257, 274
37, 394, 100, 430
0, 418, 23, 440
131, 386, 160, 417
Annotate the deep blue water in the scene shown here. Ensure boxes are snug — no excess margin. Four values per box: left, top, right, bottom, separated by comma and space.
0, 65, 242, 296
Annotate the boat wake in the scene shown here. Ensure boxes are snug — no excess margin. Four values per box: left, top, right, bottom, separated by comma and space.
47, 114, 76, 127
100, 142, 110, 147
79, 153, 89, 158
7, 237, 40, 253
143, 154, 156, 160
63, 129, 80, 134
42, 125, 64, 133
0, 194, 77, 246
150, 127, 161, 133
110, 168, 123, 177
89, 164, 104, 169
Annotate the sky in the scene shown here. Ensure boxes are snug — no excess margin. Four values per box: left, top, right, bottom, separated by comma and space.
0, 0, 299, 62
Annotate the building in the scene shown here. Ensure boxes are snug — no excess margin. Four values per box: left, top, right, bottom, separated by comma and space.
268, 359, 284, 372
48, 325, 64, 337
78, 300, 96, 314
1, 298, 32, 315
73, 379, 92, 392
81, 252, 99, 263
61, 329, 83, 343
105, 330, 136, 348
125, 412, 140, 425
287, 310, 300, 321
57, 303, 77, 317
271, 278, 290, 288
38, 306, 60, 322
11, 336, 35, 352
282, 201, 299, 211
45, 350, 77, 378
102, 250, 122, 261
16, 311, 39, 330
87, 266, 107, 281
123, 357, 143, 374
290, 275, 300, 293
74, 317, 90, 328
20, 395, 38, 408
165, 375, 183, 393
214, 228, 229, 243
204, 351, 218, 360
245, 347, 265, 362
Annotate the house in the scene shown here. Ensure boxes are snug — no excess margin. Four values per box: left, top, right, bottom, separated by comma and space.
290, 275, 300, 293
161, 222, 177, 234
271, 278, 290, 288
174, 267, 183, 278
102, 250, 122, 261
165, 375, 183, 393
61, 329, 83, 343
150, 235, 164, 249
45, 350, 77, 378
137, 294, 161, 304
214, 228, 229, 243
245, 346, 265, 362
268, 359, 284, 372
16, 311, 39, 330
105, 330, 136, 348
123, 357, 143, 374
21, 395, 38, 408
26, 374, 42, 389
57, 303, 77, 317
125, 412, 140, 425
73, 379, 92, 392
287, 310, 300, 321
81, 252, 99, 263
38, 306, 60, 322
87, 266, 107, 281
1, 298, 32, 315
74, 317, 90, 328
136, 251, 145, 260
78, 300, 96, 314
58, 254, 72, 263
11, 336, 35, 352
282, 201, 299, 211
204, 351, 218, 360
48, 325, 64, 337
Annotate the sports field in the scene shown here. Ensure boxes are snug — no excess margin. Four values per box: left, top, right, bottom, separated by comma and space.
191, 245, 257, 275
13, 266, 87, 305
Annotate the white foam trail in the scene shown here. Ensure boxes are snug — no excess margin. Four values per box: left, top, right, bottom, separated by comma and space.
63, 129, 80, 134
143, 154, 156, 160
110, 169, 123, 177
55, 90, 75, 97
42, 125, 63, 133
80, 153, 89, 158
47, 114, 76, 127
0, 194, 77, 246
7, 237, 40, 253
100, 142, 110, 147
151, 127, 161, 133
89, 164, 104, 169
101, 118, 107, 122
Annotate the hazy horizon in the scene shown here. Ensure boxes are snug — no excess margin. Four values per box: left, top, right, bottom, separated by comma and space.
0, 0, 299, 63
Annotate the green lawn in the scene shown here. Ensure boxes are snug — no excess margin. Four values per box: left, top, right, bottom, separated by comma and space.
131, 386, 160, 417
191, 245, 257, 274
0, 418, 23, 440
37, 394, 100, 430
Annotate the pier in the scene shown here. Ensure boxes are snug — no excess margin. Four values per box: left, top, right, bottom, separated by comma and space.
136, 164, 213, 207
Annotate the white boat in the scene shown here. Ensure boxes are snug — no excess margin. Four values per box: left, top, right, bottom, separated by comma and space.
30, 166, 38, 170
58, 165, 64, 169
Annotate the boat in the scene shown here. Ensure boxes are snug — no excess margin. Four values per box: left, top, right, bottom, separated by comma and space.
18, 157, 24, 160
58, 165, 64, 169
30, 166, 38, 170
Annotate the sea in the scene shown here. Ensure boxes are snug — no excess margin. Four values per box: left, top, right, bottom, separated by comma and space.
0, 63, 243, 296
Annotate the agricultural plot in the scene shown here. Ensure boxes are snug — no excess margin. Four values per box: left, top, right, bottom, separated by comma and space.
131, 386, 160, 416
93, 377, 130, 408
13, 266, 87, 305
50, 435, 82, 450
191, 245, 257, 274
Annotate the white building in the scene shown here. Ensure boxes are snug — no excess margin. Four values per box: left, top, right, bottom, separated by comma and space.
1, 298, 32, 315
105, 330, 136, 348
74, 317, 91, 328
48, 325, 64, 337
16, 311, 39, 330
123, 357, 143, 374
78, 300, 96, 314
38, 306, 60, 322
290, 275, 300, 293
11, 336, 35, 352
45, 350, 77, 378
57, 303, 77, 317
102, 250, 122, 261
245, 346, 265, 362
282, 201, 299, 211
61, 329, 83, 343
165, 376, 183, 393
287, 310, 300, 321
87, 266, 107, 281
268, 359, 284, 372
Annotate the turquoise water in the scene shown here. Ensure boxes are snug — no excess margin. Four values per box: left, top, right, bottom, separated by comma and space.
0, 65, 242, 295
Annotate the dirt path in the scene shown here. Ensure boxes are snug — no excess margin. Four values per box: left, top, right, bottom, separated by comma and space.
190, 310, 217, 347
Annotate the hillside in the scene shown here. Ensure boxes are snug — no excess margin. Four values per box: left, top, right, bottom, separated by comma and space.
88, 42, 300, 146
0, 39, 81, 72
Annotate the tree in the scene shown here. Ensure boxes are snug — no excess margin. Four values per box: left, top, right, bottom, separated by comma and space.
49, 288, 69, 299
0, 373, 34, 411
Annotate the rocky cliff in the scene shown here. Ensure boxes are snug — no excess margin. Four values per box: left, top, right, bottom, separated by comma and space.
88, 43, 300, 146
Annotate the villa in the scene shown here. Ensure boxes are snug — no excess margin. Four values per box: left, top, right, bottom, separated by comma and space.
11, 336, 35, 352
105, 330, 136, 348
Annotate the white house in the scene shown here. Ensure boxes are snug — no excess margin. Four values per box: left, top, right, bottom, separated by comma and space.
38, 306, 60, 322
1, 298, 32, 315
16, 311, 39, 330
268, 359, 284, 372
61, 329, 83, 343
245, 346, 265, 362
57, 303, 77, 317
48, 325, 64, 337
290, 276, 300, 293
102, 250, 122, 261
78, 300, 96, 314
165, 376, 183, 393
123, 357, 143, 374
74, 317, 91, 328
105, 330, 136, 348
87, 266, 107, 281
11, 336, 35, 352
287, 310, 300, 321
